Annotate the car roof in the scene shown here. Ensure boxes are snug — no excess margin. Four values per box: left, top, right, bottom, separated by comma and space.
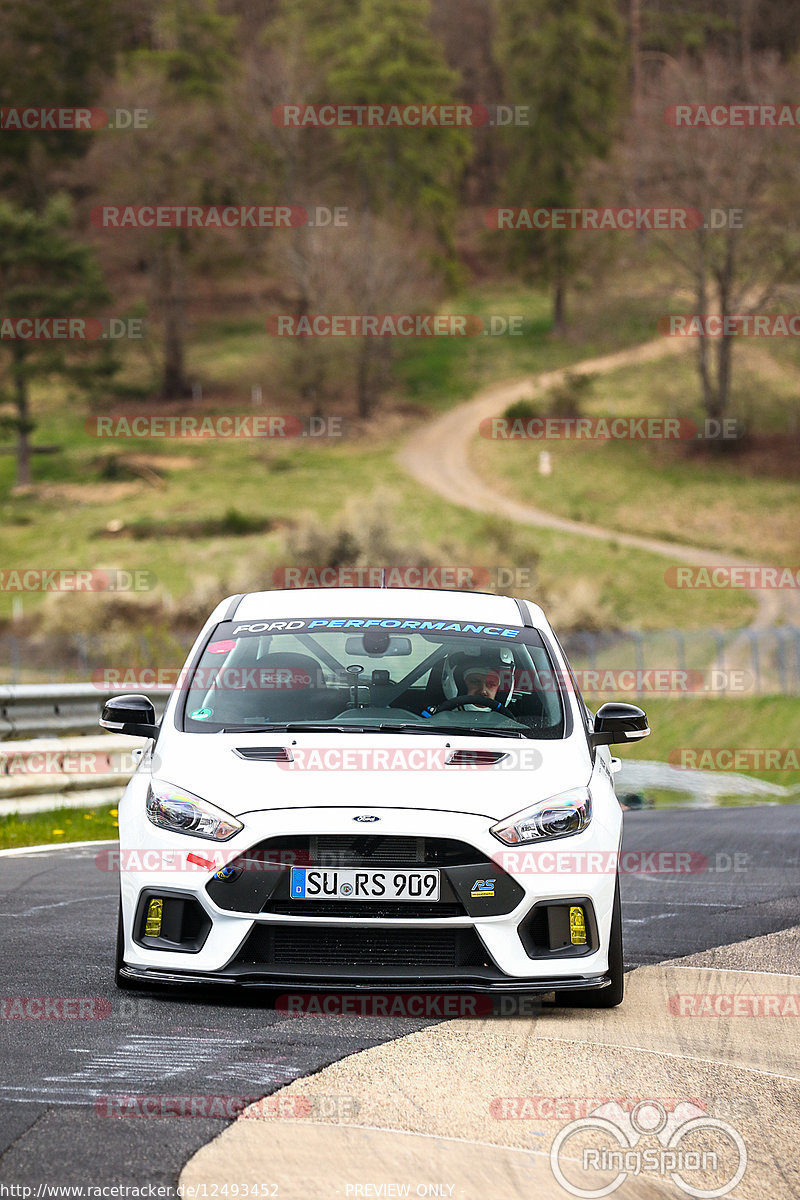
215, 587, 548, 629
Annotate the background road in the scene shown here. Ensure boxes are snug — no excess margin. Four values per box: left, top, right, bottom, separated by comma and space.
0, 806, 797, 1188
397, 340, 800, 630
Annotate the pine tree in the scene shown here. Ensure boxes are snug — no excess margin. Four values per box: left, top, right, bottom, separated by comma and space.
276, 0, 471, 256
496, 0, 627, 333
0, 197, 114, 487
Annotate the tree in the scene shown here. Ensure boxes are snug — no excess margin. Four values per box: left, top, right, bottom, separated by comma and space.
277, 217, 440, 418
495, 0, 628, 333
81, 0, 241, 398
266, 0, 471, 268
0, 0, 142, 207
0, 197, 114, 487
256, 0, 471, 418
627, 53, 800, 432
430, 0, 505, 204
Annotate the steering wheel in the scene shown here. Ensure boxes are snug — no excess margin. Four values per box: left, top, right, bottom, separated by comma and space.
422, 694, 503, 717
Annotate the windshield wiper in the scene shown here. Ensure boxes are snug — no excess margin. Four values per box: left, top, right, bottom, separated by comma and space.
221, 723, 357, 733
219, 721, 528, 738
381, 723, 527, 739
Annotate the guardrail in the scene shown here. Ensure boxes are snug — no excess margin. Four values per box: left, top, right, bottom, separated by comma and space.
0, 683, 172, 740
0, 733, 145, 815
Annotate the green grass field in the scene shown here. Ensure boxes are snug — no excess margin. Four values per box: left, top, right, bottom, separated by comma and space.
472, 341, 800, 563
0, 803, 118, 850
615, 696, 800, 789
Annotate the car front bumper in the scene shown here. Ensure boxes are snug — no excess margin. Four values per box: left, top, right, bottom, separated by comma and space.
118, 800, 622, 986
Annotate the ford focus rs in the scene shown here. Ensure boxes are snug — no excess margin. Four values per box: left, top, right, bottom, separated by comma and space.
102, 588, 649, 1006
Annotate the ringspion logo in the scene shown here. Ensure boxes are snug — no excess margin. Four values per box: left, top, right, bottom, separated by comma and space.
550, 1101, 747, 1198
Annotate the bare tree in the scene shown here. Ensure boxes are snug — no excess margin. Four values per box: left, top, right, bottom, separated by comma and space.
273, 216, 440, 419
624, 53, 800, 431
80, 44, 243, 398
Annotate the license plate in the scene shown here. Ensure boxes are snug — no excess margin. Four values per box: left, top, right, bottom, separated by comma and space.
290, 867, 440, 902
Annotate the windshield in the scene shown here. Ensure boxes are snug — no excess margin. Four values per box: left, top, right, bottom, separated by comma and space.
180, 616, 566, 738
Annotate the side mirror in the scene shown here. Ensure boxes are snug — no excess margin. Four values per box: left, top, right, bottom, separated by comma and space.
100, 694, 160, 739
591, 702, 650, 747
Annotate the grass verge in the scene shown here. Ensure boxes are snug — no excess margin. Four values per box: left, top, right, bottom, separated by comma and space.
614, 696, 800, 789
0, 803, 118, 850
472, 343, 800, 563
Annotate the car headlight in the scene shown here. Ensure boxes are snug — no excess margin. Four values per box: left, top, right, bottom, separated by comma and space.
146, 780, 242, 841
490, 787, 591, 844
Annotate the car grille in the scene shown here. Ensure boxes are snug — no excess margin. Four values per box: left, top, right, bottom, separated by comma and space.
310, 834, 423, 865
249, 835, 493, 868
233, 925, 488, 969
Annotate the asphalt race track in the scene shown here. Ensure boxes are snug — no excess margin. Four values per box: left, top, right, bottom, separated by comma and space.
0, 805, 797, 1190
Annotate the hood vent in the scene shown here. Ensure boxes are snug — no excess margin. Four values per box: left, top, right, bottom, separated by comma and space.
234, 746, 293, 763
445, 749, 508, 767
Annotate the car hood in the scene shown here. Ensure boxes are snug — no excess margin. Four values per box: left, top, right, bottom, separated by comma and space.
150, 731, 593, 821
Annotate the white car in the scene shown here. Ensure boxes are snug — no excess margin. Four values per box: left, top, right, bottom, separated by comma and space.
103, 588, 649, 1007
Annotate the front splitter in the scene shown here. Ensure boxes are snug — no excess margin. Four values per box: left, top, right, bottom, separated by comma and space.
119, 964, 611, 993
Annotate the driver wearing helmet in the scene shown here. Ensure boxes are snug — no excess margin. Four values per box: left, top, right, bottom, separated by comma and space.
462, 663, 502, 709
423, 650, 517, 725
